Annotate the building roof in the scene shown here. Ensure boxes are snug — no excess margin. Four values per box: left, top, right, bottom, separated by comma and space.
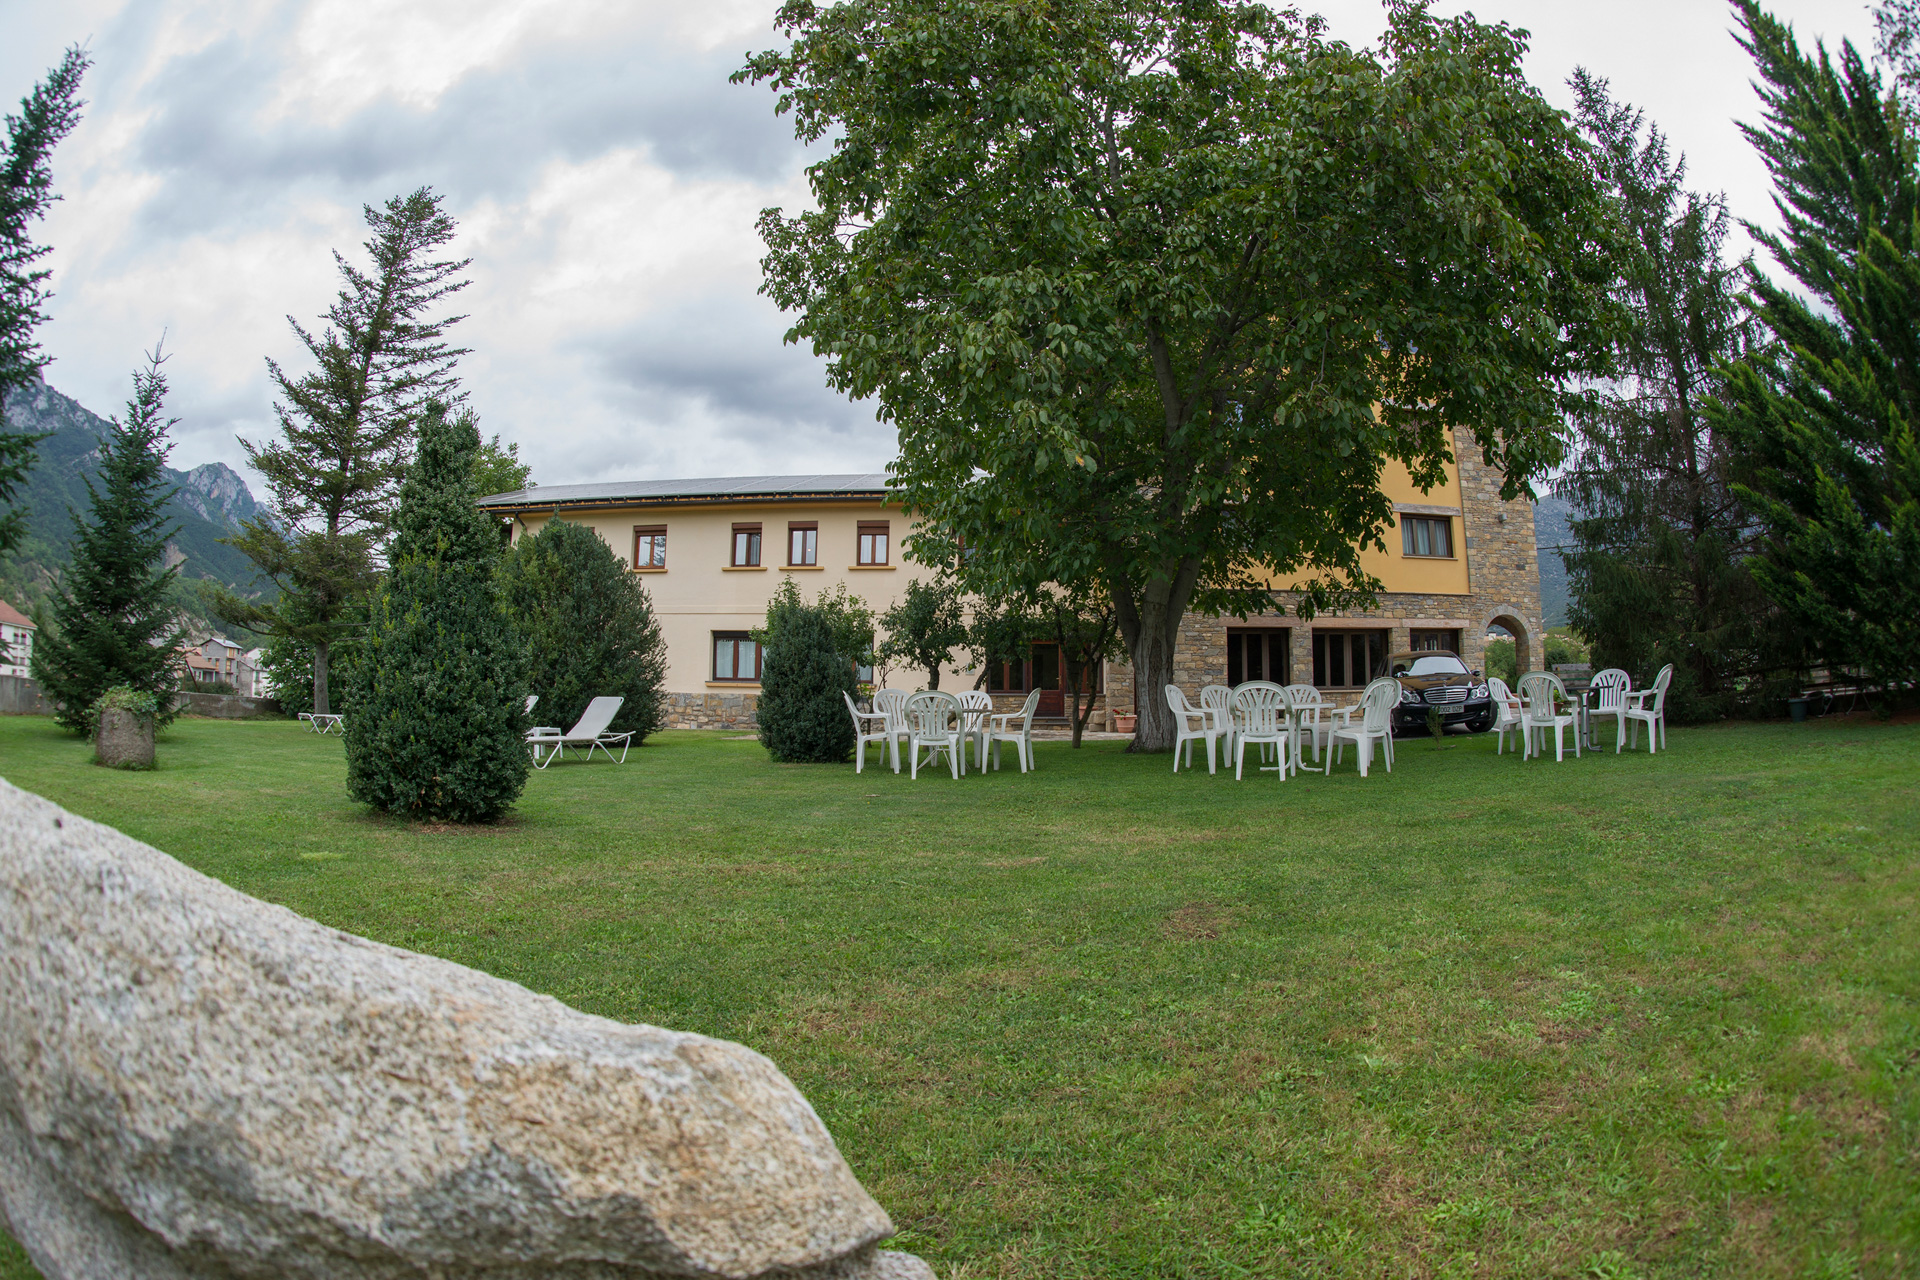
0, 600, 34, 629
477, 474, 893, 512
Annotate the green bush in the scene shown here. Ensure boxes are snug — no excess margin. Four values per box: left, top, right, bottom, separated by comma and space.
756, 606, 856, 763
345, 405, 530, 823
499, 519, 667, 741
93, 684, 161, 720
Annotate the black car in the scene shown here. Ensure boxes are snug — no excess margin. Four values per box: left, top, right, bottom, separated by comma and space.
1385, 651, 1495, 734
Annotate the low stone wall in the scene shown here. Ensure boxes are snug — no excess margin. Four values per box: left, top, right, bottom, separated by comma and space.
664, 689, 761, 731
0, 779, 932, 1280
174, 689, 281, 719
0, 675, 50, 716
0, 678, 280, 721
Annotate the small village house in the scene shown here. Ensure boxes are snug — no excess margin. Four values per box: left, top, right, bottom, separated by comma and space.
0, 600, 34, 680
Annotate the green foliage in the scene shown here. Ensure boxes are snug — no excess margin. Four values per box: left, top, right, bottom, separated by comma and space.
1556, 72, 1783, 723
0, 47, 87, 558
739, 0, 1618, 749
30, 350, 185, 734
256, 600, 367, 717
92, 683, 161, 720
1544, 631, 1592, 669
756, 604, 856, 764
756, 577, 875, 672
472, 432, 532, 497
878, 578, 966, 690
214, 188, 470, 715
1717, 5, 1920, 711
345, 404, 529, 822
1484, 637, 1517, 686
498, 519, 667, 742
1880, 0, 1920, 112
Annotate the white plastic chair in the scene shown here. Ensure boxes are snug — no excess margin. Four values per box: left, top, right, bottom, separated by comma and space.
1518, 672, 1580, 762
1166, 685, 1223, 774
1622, 663, 1673, 753
1587, 668, 1631, 751
874, 690, 911, 773
905, 690, 965, 779
1327, 678, 1398, 777
958, 689, 994, 771
1230, 682, 1290, 781
526, 696, 630, 768
1488, 676, 1525, 755
844, 691, 893, 773
1199, 685, 1237, 761
988, 688, 1044, 772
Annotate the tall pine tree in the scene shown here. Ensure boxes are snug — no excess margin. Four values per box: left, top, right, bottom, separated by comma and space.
0, 48, 87, 561
1555, 72, 1777, 720
31, 347, 187, 733
213, 187, 470, 714
1717, 4, 1920, 707
345, 403, 529, 823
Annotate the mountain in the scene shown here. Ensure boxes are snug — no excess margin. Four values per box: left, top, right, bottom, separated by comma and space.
0, 379, 269, 618
1532, 492, 1574, 628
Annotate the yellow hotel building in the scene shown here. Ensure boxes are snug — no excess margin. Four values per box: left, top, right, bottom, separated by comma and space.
478, 430, 1543, 730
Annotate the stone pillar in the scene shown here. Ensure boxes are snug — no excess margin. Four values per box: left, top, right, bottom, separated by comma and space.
94, 710, 154, 770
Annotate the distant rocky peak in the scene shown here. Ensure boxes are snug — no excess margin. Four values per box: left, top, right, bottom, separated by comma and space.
176, 462, 259, 530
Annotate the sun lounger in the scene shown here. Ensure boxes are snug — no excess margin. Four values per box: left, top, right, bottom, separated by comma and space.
526, 696, 630, 768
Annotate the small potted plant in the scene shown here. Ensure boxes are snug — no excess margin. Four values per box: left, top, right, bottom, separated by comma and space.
94, 685, 161, 769
1114, 707, 1138, 734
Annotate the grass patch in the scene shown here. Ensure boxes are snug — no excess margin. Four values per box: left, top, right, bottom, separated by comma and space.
1, 715, 1916, 1278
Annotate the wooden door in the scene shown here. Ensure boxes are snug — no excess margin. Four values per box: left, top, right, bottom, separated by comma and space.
1031, 643, 1064, 716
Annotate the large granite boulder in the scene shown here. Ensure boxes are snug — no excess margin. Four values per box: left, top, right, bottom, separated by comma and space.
0, 779, 933, 1280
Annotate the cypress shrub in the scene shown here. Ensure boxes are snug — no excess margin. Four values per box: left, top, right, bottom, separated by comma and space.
498, 519, 666, 742
756, 606, 856, 763
345, 405, 529, 822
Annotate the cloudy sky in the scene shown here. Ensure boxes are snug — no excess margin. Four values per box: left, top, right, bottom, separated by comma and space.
0, 0, 1883, 491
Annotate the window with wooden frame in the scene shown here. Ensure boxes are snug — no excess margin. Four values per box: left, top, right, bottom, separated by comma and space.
1409, 628, 1461, 654
857, 521, 890, 566
1227, 629, 1291, 686
633, 525, 667, 569
712, 632, 762, 682
731, 523, 763, 567
1400, 515, 1454, 558
787, 521, 818, 566
1312, 630, 1389, 688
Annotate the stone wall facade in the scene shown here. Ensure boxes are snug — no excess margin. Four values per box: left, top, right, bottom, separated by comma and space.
1103, 429, 1544, 710
663, 690, 761, 731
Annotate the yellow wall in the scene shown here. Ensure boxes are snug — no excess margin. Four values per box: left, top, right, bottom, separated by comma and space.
1261, 430, 1471, 596
509, 502, 973, 693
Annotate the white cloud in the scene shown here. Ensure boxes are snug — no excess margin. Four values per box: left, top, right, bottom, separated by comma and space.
1, 0, 1887, 490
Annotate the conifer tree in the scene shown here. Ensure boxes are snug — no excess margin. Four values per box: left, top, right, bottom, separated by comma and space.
1555, 72, 1777, 720
345, 403, 529, 823
31, 347, 186, 733
214, 187, 470, 714
0, 48, 87, 559
1717, 4, 1920, 707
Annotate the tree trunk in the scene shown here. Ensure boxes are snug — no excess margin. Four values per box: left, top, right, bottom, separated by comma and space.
313, 639, 331, 717
926, 663, 940, 691
1064, 659, 1087, 748
1125, 609, 1182, 753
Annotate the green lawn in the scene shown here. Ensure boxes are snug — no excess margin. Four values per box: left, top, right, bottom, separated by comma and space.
1, 714, 1916, 1278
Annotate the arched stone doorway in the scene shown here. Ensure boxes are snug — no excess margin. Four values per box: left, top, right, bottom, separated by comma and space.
1482, 610, 1533, 681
